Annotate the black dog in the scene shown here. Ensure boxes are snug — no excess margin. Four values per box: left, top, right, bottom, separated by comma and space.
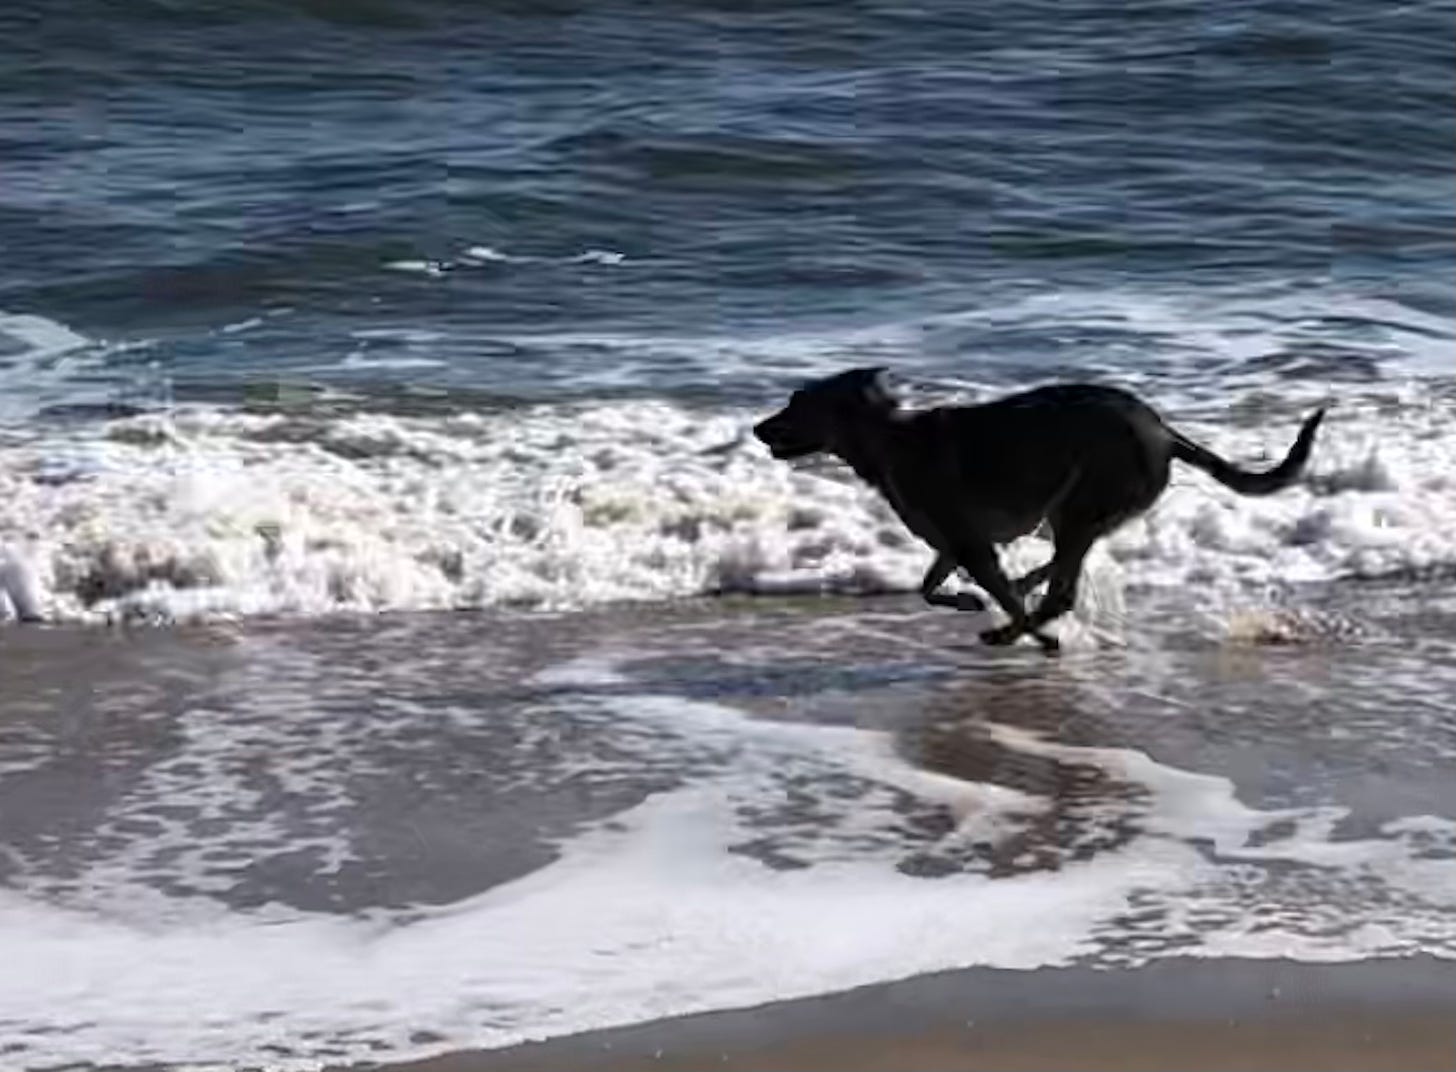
755, 368, 1324, 653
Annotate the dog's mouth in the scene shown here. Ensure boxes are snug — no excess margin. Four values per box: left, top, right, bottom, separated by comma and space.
766, 436, 822, 460
754, 420, 821, 461
769, 442, 817, 460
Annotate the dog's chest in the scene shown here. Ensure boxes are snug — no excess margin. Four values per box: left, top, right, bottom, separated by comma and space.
975, 509, 1043, 544
887, 497, 945, 547
878, 466, 1040, 549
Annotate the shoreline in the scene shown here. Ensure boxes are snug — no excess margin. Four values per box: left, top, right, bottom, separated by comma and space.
361, 957, 1456, 1072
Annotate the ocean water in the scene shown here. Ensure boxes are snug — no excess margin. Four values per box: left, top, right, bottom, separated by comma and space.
0, 0, 1454, 1067
0, 0, 1452, 623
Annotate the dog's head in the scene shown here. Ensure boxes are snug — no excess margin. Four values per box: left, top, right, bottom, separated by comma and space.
753, 367, 897, 460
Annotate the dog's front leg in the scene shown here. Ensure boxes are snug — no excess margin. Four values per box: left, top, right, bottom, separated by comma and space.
1013, 561, 1053, 596
957, 544, 1059, 654
919, 552, 985, 612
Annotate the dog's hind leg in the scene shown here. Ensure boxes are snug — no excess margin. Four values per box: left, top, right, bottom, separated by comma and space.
1031, 467, 1162, 633
1008, 466, 1079, 603
955, 544, 1059, 653
920, 552, 986, 612
1030, 547, 1089, 629
1012, 561, 1053, 596
1027, 527, 1103, 633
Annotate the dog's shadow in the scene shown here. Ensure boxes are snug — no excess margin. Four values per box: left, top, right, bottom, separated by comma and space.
891, 671, 1147, 876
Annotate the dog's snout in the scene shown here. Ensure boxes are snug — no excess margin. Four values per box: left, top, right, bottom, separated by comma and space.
753, 408, 821, 460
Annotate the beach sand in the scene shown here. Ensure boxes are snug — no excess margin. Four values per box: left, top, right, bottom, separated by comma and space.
372, 958, 1456, 1072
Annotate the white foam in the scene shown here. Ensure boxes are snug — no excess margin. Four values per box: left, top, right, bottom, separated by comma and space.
572, 248, 626, 265
339, 351, 446, 370
0, 400, 959, 622
383, 259, 448, 276
0, 547, 43, 621
4, 658, 1455, 1070
0, 310, 100, 424
0, 379, 1453, 626
388, 246, 626, 275
350, 327, 448, 343
1105, 396, 1456, 597
462, 245, 511, 263
217, 316, 264, 335
0, 310, 89, 362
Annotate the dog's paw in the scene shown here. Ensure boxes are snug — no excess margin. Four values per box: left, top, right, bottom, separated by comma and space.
979, 624, 1022, 646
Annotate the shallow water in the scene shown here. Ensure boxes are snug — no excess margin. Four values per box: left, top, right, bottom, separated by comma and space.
3, 587, 1455, 1067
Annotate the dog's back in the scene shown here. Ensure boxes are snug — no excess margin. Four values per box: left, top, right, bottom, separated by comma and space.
910, 383, 1174, 519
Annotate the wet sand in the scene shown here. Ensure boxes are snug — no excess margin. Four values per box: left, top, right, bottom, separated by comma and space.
371, 958, 1456, 1072
5, 587, 1456, 1069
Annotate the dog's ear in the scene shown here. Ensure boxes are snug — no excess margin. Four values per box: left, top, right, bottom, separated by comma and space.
856, 366, 895, 407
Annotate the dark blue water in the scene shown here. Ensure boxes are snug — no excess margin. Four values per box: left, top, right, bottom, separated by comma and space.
0, 0, 1451, 409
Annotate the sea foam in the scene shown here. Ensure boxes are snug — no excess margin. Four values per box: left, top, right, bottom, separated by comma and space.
3, 650, 1454, 1070
0, 383, 1451, 626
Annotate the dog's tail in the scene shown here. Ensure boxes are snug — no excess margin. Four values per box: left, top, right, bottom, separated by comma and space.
1169, 408, 1325, 496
